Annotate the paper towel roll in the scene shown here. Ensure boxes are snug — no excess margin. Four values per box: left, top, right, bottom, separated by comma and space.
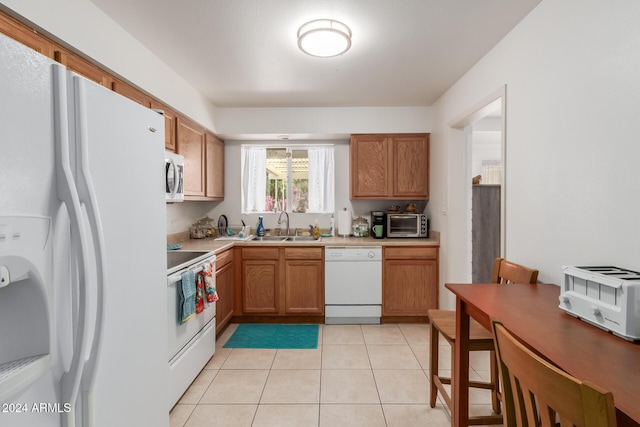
338, 210, 352, 236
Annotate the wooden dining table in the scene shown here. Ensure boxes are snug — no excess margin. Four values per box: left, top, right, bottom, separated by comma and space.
445, 282, 640, 427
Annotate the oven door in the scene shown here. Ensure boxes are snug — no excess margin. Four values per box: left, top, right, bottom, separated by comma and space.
165, 151, 184, 203
386, 215, 419, 237
167, 257, 216, 360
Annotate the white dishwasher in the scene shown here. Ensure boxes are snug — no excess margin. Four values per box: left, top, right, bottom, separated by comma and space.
325, 246, 382, 324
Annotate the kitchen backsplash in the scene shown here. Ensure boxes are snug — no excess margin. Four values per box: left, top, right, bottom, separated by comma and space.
167, 200, 428, 237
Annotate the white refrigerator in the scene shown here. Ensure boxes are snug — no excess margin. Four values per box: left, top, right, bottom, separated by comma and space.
0, 34, 168, 426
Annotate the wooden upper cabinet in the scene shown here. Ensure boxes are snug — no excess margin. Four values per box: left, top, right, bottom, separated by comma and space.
205, 132, 225, 199
349, 134, 390, 198
0, 13, 54, 58
392, 134, 429, 198
176, 116, 206, 197
54, 47, 112, 88
350, 133, 429, 200
112, 79, 153, 107
151, 100, 177, 152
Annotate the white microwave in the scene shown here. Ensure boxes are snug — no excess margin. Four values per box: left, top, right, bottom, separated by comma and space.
386, 214, 429, 238
165, 151, 184, 203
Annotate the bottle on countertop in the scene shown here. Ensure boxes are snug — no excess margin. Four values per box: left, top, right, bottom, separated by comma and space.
257, 216, 265, 237
329, 214, 335, 237
313, 220, 320, 239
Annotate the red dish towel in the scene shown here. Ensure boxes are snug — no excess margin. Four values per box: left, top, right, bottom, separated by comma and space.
203, 261, 218, 303
195, 273, 204, 314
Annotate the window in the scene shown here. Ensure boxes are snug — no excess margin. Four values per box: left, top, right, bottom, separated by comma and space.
241, 145, 334, 214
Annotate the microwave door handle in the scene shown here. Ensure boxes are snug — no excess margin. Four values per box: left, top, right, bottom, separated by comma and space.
166, 159, 176, 196
170, 158, 181, 195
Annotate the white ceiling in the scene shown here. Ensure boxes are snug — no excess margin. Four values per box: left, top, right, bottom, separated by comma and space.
89, 0, 541, 108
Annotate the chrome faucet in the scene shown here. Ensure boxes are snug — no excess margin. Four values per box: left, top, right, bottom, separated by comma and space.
277, 211, 290, 235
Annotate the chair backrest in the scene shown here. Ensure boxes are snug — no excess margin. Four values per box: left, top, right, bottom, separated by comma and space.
492, 258, 539, 285
490, 318, 617, 427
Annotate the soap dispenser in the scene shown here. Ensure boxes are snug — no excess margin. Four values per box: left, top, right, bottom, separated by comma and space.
257, 216, 265, 237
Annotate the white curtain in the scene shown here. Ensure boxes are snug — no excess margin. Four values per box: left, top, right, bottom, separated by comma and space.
307, 146, 335, 213
241, 146, 266, 212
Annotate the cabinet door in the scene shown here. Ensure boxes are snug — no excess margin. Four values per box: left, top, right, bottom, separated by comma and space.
215, 261, 234, 334
54, 48, 112, 87
284, 260, 324, 315
0, 13, 54, 58
350, 134, 390, 198
205, 132, 225, 199
383, 246, 438, 316
242, 260, 279, 313
392, 135, 429, 199
177, 116, 206, 197
151, 100, 177, 152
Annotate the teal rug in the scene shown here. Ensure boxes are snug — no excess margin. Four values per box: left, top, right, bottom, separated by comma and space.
223, 324, 319, 349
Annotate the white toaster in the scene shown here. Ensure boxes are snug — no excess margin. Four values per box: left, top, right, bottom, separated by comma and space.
559, 266, 640, 341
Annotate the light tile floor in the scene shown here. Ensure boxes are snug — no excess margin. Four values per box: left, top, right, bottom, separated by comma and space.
169, 323, 503, 427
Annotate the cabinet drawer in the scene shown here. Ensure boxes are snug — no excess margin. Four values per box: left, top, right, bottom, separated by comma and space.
242, 247, 279, 260
216, 248, 233, 268
284, 247, 323, 260
384, 246, 437, 260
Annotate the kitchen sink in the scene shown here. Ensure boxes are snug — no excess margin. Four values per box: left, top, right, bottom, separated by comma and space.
252, 236, 289, 242
287, 236, 319, 242
251, 235, 320, 242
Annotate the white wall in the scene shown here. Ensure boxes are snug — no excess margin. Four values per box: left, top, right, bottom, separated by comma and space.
429, 0, 640, 309
215, 106, 432, 139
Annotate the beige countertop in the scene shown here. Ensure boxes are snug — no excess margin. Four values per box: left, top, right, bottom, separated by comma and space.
169, 231, 439, 254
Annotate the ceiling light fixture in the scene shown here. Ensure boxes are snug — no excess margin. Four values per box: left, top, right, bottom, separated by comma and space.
297, 19, 352, 58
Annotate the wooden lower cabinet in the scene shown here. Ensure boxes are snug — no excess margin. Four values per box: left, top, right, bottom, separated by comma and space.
243, 260, 279, 313
240, 246, 323, 316
241, 248, 279, 314
284, 248, 324, 315
215, 248, 234, 334
382, 246, 439, 318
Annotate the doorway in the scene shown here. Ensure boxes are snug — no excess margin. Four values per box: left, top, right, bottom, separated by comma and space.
469, 99, 503, 282
449, 86, 506, 283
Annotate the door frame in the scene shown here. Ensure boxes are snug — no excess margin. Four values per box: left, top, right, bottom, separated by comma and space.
448, 85, 507, 280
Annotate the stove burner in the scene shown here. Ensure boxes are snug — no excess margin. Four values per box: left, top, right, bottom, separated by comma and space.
167, 251, 211, 271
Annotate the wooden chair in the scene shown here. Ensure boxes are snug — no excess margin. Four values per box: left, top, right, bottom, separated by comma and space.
428, 258, 539, 424
490, 318, 617, 427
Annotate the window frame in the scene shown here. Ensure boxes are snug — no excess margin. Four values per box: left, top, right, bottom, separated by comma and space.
241, 143, 334, 214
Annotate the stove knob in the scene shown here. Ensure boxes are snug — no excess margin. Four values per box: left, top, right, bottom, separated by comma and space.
591, 306, 601, 316
559, 295, 569, 305
368, 251, 375, 259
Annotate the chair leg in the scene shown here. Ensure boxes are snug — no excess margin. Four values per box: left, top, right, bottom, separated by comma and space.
490, 350, 501, 414
429, 322, 439, 408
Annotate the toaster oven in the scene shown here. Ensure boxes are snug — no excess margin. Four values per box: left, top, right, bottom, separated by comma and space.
559, 265, 640, 341
386, 214, 428, 238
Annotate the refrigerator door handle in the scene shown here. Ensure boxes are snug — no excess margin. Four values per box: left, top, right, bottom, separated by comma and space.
71, 75, 107, 427
52, 65, 90, 427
